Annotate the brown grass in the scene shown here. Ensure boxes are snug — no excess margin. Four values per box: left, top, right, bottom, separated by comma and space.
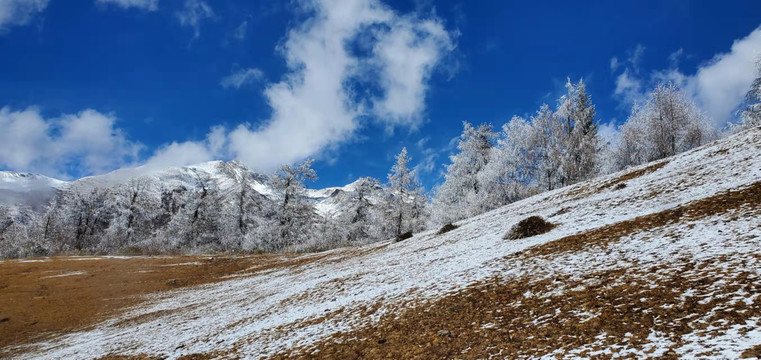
503, 216, 556, 240
742, 344, 761, 358
436, 223, 459, 235
396, 231, 413, 242
529, 180, 761, 257
0, 254, 286, 354
271, 255, 761, 359
597, 160, 669, 193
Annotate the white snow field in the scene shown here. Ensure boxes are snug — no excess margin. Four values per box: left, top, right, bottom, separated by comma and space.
12, 128, 761, 359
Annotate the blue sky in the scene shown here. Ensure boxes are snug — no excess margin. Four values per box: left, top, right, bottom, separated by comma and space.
0, 0, 760, 189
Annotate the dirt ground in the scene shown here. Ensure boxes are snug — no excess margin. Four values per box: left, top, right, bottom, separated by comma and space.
0, 254, 286, 354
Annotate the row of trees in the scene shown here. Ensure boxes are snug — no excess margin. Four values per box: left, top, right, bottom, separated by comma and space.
3, 66, 760, 258
250, 149, 427, 253
432, 78, 720, 225
0, 149, 428, 258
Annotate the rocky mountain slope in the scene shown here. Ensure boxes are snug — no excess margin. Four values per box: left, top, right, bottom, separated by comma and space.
3, 128, 760, 359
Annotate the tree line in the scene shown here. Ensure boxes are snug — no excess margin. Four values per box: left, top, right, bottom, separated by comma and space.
1, 62, 760, 258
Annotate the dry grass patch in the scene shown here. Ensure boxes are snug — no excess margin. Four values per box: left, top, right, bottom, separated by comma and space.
504, 216, 556, 240
436, 223, 459, 235
528, 180, 761, 257
0, 254, 284, 354
271, 255, 761, 359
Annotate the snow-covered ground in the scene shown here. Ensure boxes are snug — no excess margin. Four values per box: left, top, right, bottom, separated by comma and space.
10, 128, 761, 359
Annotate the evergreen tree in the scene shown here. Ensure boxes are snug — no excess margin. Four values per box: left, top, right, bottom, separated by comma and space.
557, 78, 600, 185
530, 104, 566, 191
342, 177, 382, 243
432, 122, 496, 224
385, 148, 426, 236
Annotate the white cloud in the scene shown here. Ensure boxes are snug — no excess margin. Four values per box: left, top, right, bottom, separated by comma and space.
609, 57, 620, 73
371, 16, 456, 127
221, 0, 457, 171
234, 20, 247, 40
413, 136, 437, 174
668, 48, 683, 68
176, 0, 213, 39
612, 27, 761, 127
141, 128, 225, 170
0, 107, 142, 178
597, 120, 620, 146
0, 0, 48, 32
95, 0, 158, 11
613, 68, 644, 106
629, 44, 645, 72
220, 67, 264, 89
683, 27, 761, 126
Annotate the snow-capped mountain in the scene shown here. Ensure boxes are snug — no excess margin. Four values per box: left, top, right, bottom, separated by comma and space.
0, 172, 67, 212
0, 160, 362, 218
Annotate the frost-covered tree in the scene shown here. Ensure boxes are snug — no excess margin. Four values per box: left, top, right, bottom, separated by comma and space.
267, 159, 318, 251
480, 116, 539, 207
529, 104, 566, 191
613, 82, 714, 170
384, 148, 426, 236
433, 122, 497, 224
736, 58, 761, 131
557, 78, 600, 185
341, 177, 383, 243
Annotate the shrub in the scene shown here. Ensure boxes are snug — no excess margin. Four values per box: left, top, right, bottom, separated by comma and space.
504, 216, 555, 240
436, 223, 459, 235
395, 231, 413, 242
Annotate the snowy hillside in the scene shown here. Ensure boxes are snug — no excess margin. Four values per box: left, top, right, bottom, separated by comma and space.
6, 128, 760, 359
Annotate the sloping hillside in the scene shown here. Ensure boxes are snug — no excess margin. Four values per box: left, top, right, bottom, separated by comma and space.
3, 127, 761, 359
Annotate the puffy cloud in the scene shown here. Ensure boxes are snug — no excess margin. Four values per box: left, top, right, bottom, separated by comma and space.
95, 0, 158, 11
0, 107, 142, 178
613, 69, 644, 107
371, 16, 456, 127
220, 67, 264, 89
684, 27, 761, 126
612, 27, 761, 127
223, 0, 457, 171
0, 0, 48, 33
176, 0, 213, 39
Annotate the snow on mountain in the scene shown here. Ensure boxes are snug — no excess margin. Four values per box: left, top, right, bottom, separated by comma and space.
0, 160, 361, 218
0, 172, 67, 212
304, 178, 383, 217
10, 128, 761, 358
